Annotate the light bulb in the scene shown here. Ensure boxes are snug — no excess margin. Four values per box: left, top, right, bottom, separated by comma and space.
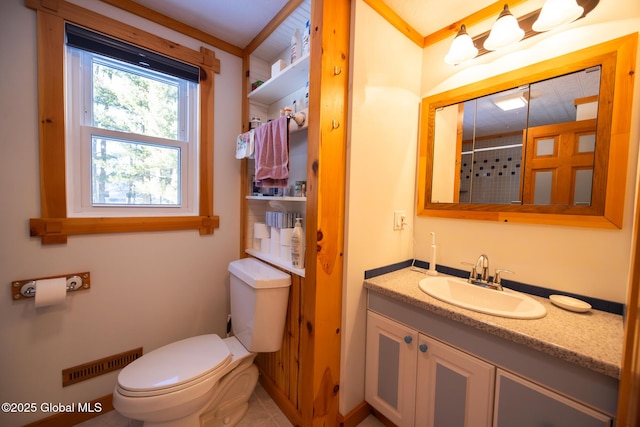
484, 4, 524, 51
532, 0, 584, 32
445, 25, 478, 65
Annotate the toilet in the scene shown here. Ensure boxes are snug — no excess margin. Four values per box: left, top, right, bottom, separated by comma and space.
112, 258, 291, 427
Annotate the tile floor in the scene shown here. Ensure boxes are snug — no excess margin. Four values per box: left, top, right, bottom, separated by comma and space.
76, 383, 384, 427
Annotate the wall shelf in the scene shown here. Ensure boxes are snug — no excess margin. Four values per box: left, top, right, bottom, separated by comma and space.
248, 53, 310, 105
246, 248, 305, 277
246, 196, 307, 201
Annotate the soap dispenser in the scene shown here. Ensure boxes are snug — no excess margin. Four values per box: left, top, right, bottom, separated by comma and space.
291, 217, 305, 269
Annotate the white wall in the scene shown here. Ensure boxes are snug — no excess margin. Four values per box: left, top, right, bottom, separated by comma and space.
340, 0, 422, 415
0, 1, 242, 426
416, 0, 640, 303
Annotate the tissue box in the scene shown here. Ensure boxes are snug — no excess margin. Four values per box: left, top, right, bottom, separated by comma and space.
271, 59, 286, 77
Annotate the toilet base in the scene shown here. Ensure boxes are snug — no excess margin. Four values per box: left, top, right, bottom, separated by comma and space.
127, 355, 259, 427
199, 360, 258, 426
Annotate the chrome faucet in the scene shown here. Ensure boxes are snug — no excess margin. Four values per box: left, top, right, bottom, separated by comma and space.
462, 255, 514, 291
476, 254, 489, 282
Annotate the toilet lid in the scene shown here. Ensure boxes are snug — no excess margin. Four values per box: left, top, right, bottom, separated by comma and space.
117, 334, 231, 393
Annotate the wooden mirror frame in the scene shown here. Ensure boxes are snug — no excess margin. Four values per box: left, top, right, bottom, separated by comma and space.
417, 34, 637, 229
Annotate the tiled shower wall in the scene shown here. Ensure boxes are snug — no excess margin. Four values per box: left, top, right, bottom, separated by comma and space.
460, 134, 523, 204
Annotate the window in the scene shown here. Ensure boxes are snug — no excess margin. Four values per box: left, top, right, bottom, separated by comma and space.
28, 6, 219, 244
65, 28, 199, 216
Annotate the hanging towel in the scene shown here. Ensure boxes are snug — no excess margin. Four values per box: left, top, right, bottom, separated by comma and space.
246, 129, 255, 159
234, 129, 255, 159
254, 116, 289, 188
235, 134, 245, 159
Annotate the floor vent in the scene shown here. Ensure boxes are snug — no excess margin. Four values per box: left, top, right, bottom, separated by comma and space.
62, 347, 143, 387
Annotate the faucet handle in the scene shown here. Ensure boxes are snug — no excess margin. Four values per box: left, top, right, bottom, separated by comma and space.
493, 269, 514, 285
462, 262, 478, 283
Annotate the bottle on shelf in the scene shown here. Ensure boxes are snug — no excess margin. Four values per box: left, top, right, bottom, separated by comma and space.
290, 28, 302, 65
302, 20, 310, 56
291, 217, 305, 269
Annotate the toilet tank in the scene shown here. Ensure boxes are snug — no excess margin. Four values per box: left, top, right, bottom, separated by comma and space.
228, 258, 291, 352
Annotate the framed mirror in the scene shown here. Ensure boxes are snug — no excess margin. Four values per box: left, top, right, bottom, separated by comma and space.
417, 34, 637, 228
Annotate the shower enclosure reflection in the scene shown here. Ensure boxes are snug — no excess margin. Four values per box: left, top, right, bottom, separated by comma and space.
432, 67, 601, 206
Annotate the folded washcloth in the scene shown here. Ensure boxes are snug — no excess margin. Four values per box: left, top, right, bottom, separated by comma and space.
254, 116, 289, 188
235, 133, 246, 159
245, 129, 255, 159
234, 129, 255, 159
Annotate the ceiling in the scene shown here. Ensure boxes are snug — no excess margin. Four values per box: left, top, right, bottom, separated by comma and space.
130, 0, 290, 49
128, 0, 497, 53
377, 0, 496, 36
464, 66, 601, 138
126, 0, 596, 135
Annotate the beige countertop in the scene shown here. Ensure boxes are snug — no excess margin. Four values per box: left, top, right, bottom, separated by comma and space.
364, 267, 623, 379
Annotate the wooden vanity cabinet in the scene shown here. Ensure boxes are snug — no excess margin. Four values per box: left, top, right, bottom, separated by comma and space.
365, 292, 616, 427
366, 311, 494, 426
365, 310, 418, 425
494, 369, 613, 427
416, 334, 494, 426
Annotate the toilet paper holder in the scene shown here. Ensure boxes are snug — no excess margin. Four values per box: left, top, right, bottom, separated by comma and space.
11, 272, 91, 301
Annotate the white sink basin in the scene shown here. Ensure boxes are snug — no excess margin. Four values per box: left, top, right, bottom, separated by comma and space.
419, 276, 546, 319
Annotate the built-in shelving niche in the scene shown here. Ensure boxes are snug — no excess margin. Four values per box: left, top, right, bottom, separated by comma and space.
246, 38, 309, 276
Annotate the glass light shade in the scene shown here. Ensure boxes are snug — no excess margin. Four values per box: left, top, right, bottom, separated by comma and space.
532, 0, 584, 32
484, 5, 525, 51
445, 25, 478, 65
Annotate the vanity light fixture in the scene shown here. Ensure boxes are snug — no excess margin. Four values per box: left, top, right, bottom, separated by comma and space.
493, 92, 529, 111
444, 0, 598, 65
444, 24, 478, 66
484, 4, 525, 51
532, 0, 585, 32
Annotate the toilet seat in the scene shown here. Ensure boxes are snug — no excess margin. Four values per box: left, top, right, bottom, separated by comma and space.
117, 334, 232, 397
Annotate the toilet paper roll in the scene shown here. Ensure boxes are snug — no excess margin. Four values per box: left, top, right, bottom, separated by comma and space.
280, 245, 292, 262
280, 228, 294, 245
253, 238, 262, 251
270, 227, 280, 243
35, 277, 67, 308
254, 222, 270, 239
270, 238, 280, 257
260, 238, 271, 253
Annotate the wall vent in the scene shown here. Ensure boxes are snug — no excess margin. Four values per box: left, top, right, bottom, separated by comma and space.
62, 347, 143, 387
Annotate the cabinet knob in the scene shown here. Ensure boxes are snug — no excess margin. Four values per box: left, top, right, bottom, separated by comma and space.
419, 344, 428, 353
404, 336, 413, 344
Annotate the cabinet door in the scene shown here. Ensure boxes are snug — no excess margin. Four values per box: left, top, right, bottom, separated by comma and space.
415, 335, 495, 427
494, 369, 613, 427
365, 311, 418, 426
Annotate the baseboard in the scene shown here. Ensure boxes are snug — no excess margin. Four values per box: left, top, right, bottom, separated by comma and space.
23, 394, 114, 427
370, 407, 396, 427
337, 401, 372, 427
257, 374, 303, 426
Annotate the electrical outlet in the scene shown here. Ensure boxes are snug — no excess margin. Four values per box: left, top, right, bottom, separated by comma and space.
393, 211, 406, 230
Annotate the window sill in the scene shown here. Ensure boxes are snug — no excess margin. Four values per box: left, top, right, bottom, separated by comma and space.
30, 215, 219, 244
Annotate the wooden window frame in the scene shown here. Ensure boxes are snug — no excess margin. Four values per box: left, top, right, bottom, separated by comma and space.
26, 0, 220, 244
